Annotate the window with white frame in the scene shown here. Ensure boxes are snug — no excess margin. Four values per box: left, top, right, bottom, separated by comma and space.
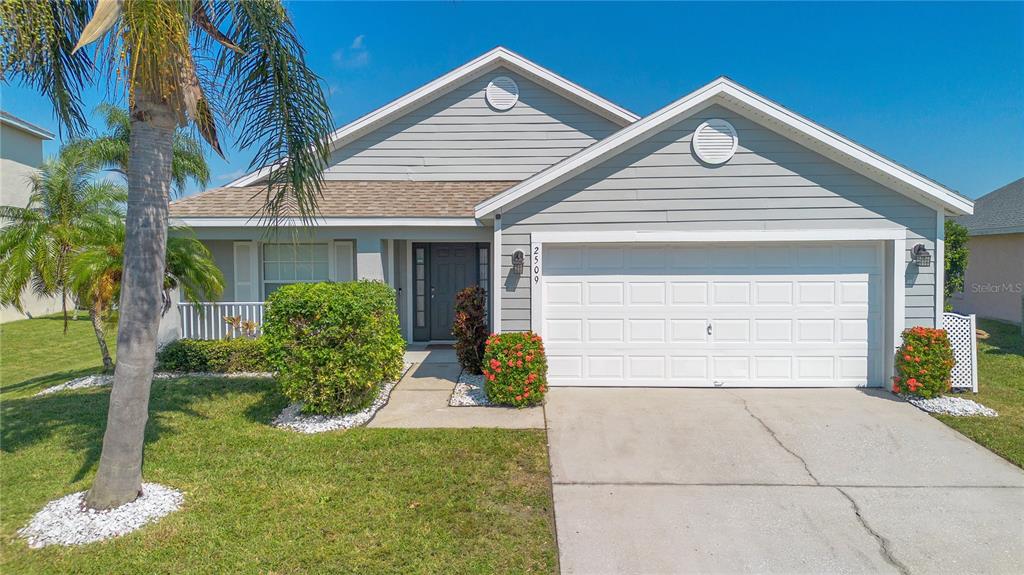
263, 243, 329, 296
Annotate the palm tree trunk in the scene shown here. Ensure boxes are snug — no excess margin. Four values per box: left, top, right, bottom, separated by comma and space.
89, 305, 114, 372
86, 90, 176, 510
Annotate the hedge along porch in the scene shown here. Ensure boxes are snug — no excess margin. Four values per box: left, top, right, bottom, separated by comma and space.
161, 222, 495, 346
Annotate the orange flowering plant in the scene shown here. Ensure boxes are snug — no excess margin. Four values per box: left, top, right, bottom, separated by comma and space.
482, 331, 548, 407
892, 326, 955, 398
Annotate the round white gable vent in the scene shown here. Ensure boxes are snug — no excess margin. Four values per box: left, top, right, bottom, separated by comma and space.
485, 76, 519, 111
692, 119, 738, 165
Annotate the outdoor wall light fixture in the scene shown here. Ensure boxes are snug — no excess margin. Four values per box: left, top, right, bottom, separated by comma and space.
512, 249, 525, 274
911, 244, 932, 267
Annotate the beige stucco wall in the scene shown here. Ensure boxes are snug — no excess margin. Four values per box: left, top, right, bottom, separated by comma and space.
0, 121, 62, 323
951, 233, 1024, 325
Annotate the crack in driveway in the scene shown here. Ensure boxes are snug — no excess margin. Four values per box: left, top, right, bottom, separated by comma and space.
731, 391, 821, 485
836, 487, 911, 575
730, 391, 912, 575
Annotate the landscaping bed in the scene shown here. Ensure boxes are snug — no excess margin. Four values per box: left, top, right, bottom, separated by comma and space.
450, 371, 489, 407
273, 363, 412, 432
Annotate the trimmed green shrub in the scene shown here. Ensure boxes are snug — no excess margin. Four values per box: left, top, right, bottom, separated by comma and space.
157, 337, 272, 373
892, 326, 955, 398
452, 285, 488, 375
263, 281, 405, 414
483, 331, 547, 408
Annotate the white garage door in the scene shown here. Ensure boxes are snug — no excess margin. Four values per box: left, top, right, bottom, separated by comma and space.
539, 242, 884, 387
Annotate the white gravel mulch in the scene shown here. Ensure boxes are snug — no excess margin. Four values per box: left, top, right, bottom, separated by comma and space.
906, 395, 998, 417
17, 483, 183, 549
449, 371, 491, 407
35, 371, 274, 396
272, 363, 412, 433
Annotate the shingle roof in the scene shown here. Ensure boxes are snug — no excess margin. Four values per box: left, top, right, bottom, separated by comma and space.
169, 180, 517, 219
956, 177, 1024, 236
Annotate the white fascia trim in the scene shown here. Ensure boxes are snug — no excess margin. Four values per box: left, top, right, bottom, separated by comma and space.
226, 47, 638, 188
475, 77, 973, 218
0, 112, 54, 140
172, 217, 483, 228
529, 228, 907, 245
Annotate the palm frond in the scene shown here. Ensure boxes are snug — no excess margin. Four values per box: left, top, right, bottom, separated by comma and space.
210, 0, 332, 226
0, 0, 96, 136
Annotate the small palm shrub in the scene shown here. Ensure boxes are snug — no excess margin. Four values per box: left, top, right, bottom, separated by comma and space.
157, 338, 271, 373
263, 281, 405, 414
892, 326, 955, 398
452, 285, 488, 374
483, 331, 547, 407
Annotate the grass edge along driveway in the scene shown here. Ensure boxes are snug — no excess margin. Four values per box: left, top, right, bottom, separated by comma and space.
934, 318, 1024, 469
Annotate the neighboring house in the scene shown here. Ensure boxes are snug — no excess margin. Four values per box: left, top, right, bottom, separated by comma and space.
168, 47, 974, 388
0, 111, 59, 323
953, 178, 1024, 325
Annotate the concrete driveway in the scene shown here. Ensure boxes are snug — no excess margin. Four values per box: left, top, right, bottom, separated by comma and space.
546, 388, 1024, 575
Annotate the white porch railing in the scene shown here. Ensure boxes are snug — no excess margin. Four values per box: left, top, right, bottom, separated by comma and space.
178, 302, 265, 340
943, 312, 978, 392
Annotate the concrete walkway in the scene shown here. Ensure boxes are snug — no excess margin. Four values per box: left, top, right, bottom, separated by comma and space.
546, 387, 1024, 575
367, 348, 544, 429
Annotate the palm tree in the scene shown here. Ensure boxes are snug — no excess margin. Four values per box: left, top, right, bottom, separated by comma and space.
72, 220, 225, 371
0, 146, 126, 335
1, 1, 332, 509
76, 104, 210, 195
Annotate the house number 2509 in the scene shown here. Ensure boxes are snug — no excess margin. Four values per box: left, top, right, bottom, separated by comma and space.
533, 246, 541, 284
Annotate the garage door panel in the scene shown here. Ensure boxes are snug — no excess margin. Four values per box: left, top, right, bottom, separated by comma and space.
670, 320, 708, 343
712, 282, 751, 305
587, 282, 624, 305
796, 319, 835, 343
546, 282, 583, 305
670, 356, 707, 381
755, 282, 793, 305
713, 357, 750, 380
541, 243, 883, 387
587, 319, 625, 342
628, 319, 666, 342
670, 282, 708, 304
588, 356, 624, 379
796, 281, 836, 305
754, 319, 793, 343
710, 319, 750, 343
629, 356, 666, 379
628, 282, 666, 305
545, 319, 583, 343
754, 356, 793, 380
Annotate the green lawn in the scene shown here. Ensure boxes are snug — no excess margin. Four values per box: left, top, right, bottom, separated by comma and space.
1, 317, 557, 574
935, 319, 1024, 468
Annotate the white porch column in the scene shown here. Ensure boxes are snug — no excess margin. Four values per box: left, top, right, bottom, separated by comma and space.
156, 287, 182, 347
354, 232, 386, 281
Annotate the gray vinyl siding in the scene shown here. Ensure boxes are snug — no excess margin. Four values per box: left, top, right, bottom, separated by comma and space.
325, 68, 620, 181
202, 240, 235, 302
499, 104, 938, 331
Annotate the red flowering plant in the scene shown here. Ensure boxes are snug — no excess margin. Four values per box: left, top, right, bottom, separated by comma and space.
482, 331, 548, 407
891, 326, 955, 399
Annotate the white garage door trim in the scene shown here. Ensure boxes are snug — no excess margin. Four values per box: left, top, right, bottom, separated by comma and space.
529, 229, 906, 388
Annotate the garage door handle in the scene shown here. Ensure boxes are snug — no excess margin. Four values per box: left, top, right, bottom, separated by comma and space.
707, 323, 713, 336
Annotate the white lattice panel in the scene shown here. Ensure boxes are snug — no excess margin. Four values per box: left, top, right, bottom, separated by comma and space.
943, 312, 978, 392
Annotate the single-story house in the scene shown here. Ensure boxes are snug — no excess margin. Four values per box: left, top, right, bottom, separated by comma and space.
952, 178, 1023, 325
167, 47, 974, 388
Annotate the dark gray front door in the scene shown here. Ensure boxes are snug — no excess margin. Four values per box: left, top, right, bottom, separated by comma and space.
429, 243, 477, 340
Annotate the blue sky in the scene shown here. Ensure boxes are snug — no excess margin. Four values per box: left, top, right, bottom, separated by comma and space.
2, 1, 1022, 199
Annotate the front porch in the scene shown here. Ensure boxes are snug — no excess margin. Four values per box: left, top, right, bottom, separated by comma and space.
165, 226, 495, 345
